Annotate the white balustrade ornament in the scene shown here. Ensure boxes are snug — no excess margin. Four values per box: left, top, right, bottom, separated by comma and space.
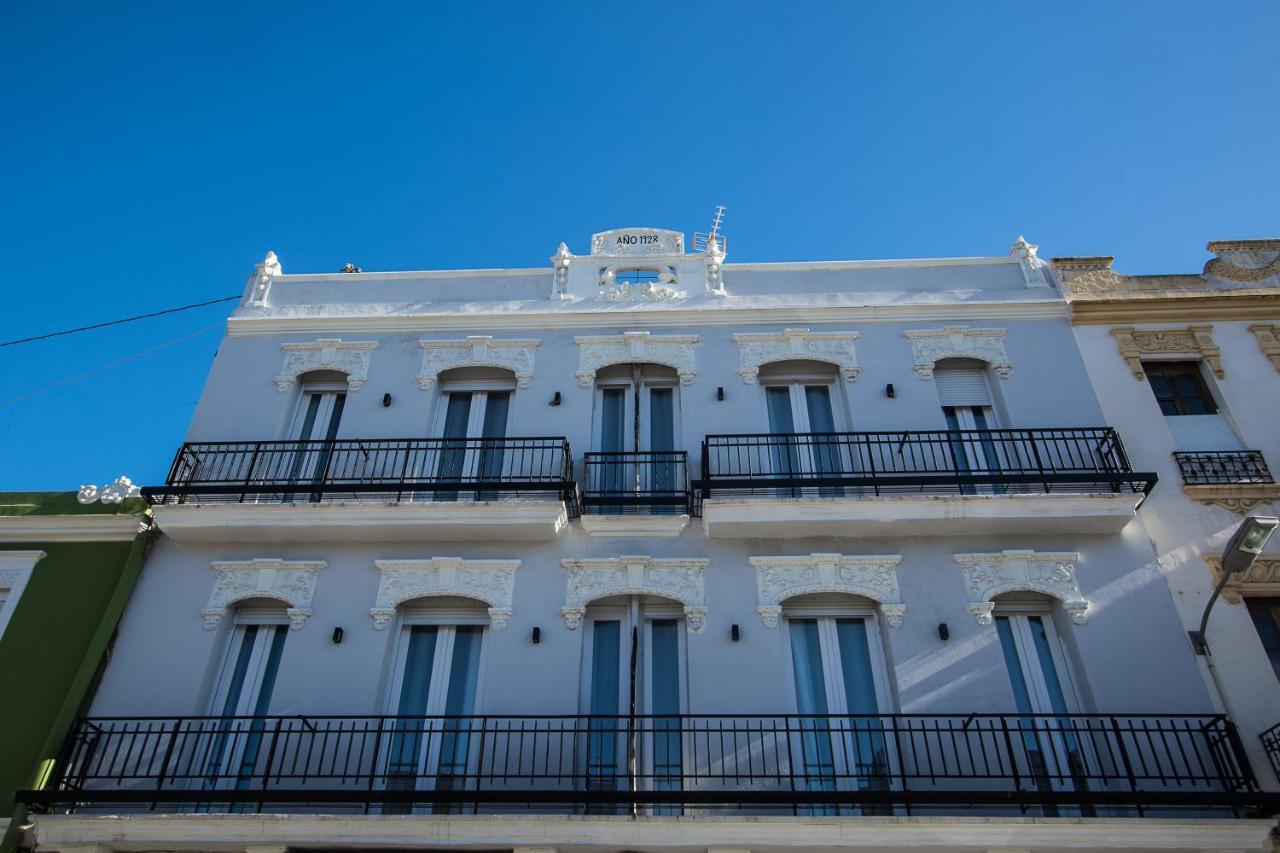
370, 558, 519, 630
574, 332, 699, 388
77, 475, 141, 505
705, 236, 727, 294
244, 251, 282, 305
955, 550, 1089, 625
416, 337, 541, 390
550, 242, 573, 299
1010, 236, 1050, 288
274, 339, 379, 392
202, 558, 327, 631
750, 554, 905, 628
902, 326, 1013, 380
732, 328, 861, 384
560, 556, 710, 632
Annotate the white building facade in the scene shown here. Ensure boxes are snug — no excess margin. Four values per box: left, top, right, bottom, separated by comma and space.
20, 230, 1279, 852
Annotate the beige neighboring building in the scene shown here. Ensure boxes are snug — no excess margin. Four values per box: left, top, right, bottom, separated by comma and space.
1056, 239, 1280, 789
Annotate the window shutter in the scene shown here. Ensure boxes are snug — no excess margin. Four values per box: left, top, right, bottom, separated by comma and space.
934, 368, 992, 407
235, 606, 291, 626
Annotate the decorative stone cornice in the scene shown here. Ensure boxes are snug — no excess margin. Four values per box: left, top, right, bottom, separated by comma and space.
731, 328, 860, 384
749, 553, 904, 629
275, 339, 378, 392
370, 558, 519, 630
1204, 554, 1280, 605
1204, 240, 1280, 283
1248, 324, 1280, 373
574, 332, 699, 387
902, 327, 1012, 380
1109, 326, 1222, 380
560, 556, 710, 632
416, 337, 540, 390
955, 550, 1088, 626
203, 558, 326, 631
1183, 484, 1280, 515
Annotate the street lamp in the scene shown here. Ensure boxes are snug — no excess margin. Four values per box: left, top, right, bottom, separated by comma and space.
1189, 515, 1278, 655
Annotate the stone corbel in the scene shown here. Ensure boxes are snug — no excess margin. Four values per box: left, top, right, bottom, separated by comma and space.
275, 339, 378, 392
1183, 484, 1280, 515
203, 558, 326, 631
561, 556, 710, 632
955, 550, 1088, 625
370, 558, 519, 630
1109, 326, 1223, 381
732, 329, 860, 384
1248, 324, 1280, 373
750, 554, 905, 628
902, 327, 1012, 380
1204, 554, 1280, 605
574, 332, 699, 388
416, 337, 540, 390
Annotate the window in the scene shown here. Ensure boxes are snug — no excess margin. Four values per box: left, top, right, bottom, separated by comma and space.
760, 361, 843, 496
281, 373, 348, 488
592, 364, 681, 502
432, 368, 515, 501
1143, 361, 1218, 416
934, 361, 1003, 491
614, 268, 660, 287
1247, 599, 1280, 682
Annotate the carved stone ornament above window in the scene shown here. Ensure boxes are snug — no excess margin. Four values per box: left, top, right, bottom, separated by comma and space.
1109, 326, 1223, 381
749, 553, 904, 629
574, 332, 699, 388
560, 556, 710, 632
275, 339, 378, 392
1204, 554, 1280, 605
1249, 324, 1280, 373
416, 337, 541, 390
732, 329, 861, 384
955, 550, 1088, 626
202, 558, 327, 631
902, 327, 1012, 380
370, 558, 520, 630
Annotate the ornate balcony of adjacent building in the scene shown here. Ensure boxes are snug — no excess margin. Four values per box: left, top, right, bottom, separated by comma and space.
579, 451, 691, 537
1262, 722, 1280, 779
1173, 451, 1280, 514
694, 428, 1157, 538
19, 712, 1270, 816
142, 438, 578, 543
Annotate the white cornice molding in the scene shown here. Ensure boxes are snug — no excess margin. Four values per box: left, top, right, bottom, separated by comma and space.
560, 556, 710, 632
749, 554, 904, 628
204, 558, 327, 631
416, 336, 541, 390
954, 550, 1087, 625
903, 326, 1012, 380
275, 339, 378, 392
371, 558, 520, 630
0, 514, 144, 543
732, 328, 860, 384
0, 550, 46, 640
574, 332, 700, 387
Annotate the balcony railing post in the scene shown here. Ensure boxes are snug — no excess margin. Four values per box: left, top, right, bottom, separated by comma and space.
1026, 430, 1048, 493
152, 717, 184, 808
365, 717, 386, 815
472, 716, 489, 815
258, 716, 285, 811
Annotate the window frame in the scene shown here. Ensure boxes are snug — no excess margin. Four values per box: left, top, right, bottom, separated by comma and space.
1245, 597, 1280, 683
780, 600, 895, 718
1142, 360, 1219, 416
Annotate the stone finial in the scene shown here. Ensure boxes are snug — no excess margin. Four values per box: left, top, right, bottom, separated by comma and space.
245, 251, 282, 305
706, 236, 727, 293
550, 242, 573, 299
1010, 236, 1048, 287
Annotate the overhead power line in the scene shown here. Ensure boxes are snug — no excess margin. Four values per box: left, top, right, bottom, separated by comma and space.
0, 294, 239, 349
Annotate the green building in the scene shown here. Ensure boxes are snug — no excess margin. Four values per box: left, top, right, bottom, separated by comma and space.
0, 486, 152, 853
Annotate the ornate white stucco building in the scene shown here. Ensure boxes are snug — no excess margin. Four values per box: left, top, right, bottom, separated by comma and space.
19, 229, 1279, 853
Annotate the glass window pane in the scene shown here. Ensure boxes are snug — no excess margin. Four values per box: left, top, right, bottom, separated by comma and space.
995, 616, 1035, 715
322, 393, 346, 440
1248, 603, 1280, 682
649, 388, 675, 452
834, 619, 879, 715
600, 389, 626, 452
766, 387, 796, 433
1027, 616, 1072, 715
650, 619, 681, 714
297, 394, 322, 440
590, 620, 622, 715
480, 392, 510, 439
788, 619, 829, 714
804, 385, 836, 433
218, 626, 260, 717
397, 626, 439, 715
441, 392, 472, 439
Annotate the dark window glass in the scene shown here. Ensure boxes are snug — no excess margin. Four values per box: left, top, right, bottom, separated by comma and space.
1143, 362, 1217, 416
1247, 599, 1280, 683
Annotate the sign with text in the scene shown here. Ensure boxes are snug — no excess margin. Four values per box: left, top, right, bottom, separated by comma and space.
591, 228, 684, 256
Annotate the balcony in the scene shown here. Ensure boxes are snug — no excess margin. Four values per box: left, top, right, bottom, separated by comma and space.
143, 438, 578, 543
1263, 722, 1280, 779
695, 428, 1157, 539
19, 713, 1269, 815
580, 451, 691, 536
1173, 451, 1280, 513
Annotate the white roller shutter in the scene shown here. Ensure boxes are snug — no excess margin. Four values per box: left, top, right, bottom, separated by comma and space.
934, 368, 992, 407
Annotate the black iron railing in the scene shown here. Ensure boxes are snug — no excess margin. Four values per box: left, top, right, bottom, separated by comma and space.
20, 713, 1268, 814
1173, 451, 1274, 486
142, 438, 578, 515
1263, 723, 1280, 779
695, 428, 1156, 508
582, 452, 690, 514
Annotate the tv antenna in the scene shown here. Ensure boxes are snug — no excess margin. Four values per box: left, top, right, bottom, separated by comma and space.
693, 205, 727, 253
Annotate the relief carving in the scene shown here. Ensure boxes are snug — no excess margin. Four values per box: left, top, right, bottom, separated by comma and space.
750, 554, 905, 628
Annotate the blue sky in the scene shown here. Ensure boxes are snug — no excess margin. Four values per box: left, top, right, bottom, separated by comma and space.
2, 1, 1277, 491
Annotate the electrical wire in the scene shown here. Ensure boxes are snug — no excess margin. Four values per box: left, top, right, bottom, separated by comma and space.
0, 294, 239, 349
0, 323, 224, 408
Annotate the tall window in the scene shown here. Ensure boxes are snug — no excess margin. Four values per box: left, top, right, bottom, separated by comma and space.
433, 368, 515, 501
760, 361, 843, 496
1143, 361, 1218, 416
933, 359, 1002, 490
281, 372, 348, 489
593, 364, 680, 500
1247, 599, 1280, 682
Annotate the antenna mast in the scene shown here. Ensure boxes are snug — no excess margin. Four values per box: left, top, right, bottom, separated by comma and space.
693, 205, 727, 253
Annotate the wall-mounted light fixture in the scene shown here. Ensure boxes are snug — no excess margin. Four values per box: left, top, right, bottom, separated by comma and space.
885, 383, 896, 399
731, 624, 740, 642
550, 392, 562, 407
937, 623, 949, 642
717, 387, 725, 402
382, 393, 392, 407
531, 626, 542, 644
332, 627, 345, 644
1190, 515, 1278, 654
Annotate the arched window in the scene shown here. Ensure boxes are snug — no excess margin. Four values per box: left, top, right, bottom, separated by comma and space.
286, 370, 348, 441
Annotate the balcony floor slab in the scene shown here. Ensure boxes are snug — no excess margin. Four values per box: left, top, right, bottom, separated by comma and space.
152, 501, 569, 544
579, 514, 690, 537
701, 493, 1142, 539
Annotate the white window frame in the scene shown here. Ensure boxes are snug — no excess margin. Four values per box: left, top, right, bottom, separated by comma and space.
591, 367, 682, 453
383, 604, 491, 717
759, 366, 847, 433
992, 601, 1083, 715
0, 551, 44, 642
780, 601, 895, 717
285, 378, 348, 441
